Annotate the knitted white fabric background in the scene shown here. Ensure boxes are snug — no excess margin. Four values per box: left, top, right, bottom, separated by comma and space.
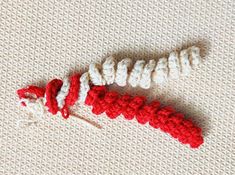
0, 0, 234, 174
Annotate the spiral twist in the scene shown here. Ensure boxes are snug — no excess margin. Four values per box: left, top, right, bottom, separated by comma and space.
85, 85, 203, 148
87, 46, 201, 89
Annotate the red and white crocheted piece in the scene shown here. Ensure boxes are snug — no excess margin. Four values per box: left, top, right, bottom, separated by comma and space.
17, 46, 203, 149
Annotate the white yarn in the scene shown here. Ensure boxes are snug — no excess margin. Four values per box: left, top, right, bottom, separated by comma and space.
180, 49, 191, 76
128, 60, 145, 87
102, 56, 116, 85
189, 46, 201, 67
168, 51, 180, 79
139, 59, 156, 89
115, 58, 132, 86
152, 57, 168, 84
88, 63, 106, 85
84, 46, 201, 88
79, 72, 90, 102
56, 78, 70, 108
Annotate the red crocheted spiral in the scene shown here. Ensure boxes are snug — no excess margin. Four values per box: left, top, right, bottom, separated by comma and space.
85, 85, 203, 148
17, 75, 204, 148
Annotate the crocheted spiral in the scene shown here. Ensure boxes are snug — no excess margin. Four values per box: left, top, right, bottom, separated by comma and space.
85, 85, 203, 148
87, 46, 201, 89
17, 72, 204, 148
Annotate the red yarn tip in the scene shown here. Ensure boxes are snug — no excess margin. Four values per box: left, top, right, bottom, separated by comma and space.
17, 86, 45, 106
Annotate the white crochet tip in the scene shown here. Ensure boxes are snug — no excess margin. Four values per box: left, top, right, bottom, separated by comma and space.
56, 78, 70, 108
88, 63, 106, 85
102, 56, 116, 85
180, 49, 191, 76
79, 72, 90, 102
139, 59, 156, 89
168, 51, 180, 79
189, 46, 201, 67
115, 58, 132, 87
152, 57, 168, 84
128, 60, 145, 87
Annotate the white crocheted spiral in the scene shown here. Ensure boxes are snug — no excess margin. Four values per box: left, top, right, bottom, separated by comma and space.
88, 46, 200, 84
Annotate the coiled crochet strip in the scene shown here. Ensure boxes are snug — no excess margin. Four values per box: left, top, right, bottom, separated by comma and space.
87, 46, 201, 89
85, 85, 203, 148
17, 71, 204, 148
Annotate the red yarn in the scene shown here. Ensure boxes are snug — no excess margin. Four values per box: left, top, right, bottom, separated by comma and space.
85, 85, 107, 106
85, 85, 204, 148
64, 73, 80, 106
45, 79, 63, 115
60, 73, 81, 119
105, 91, 121, 119
136, 100, 160, 124
122, 96, 146, 120
17, 76, 204, 148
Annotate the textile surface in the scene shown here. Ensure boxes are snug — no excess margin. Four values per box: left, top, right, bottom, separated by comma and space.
0, 0, 234, 174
